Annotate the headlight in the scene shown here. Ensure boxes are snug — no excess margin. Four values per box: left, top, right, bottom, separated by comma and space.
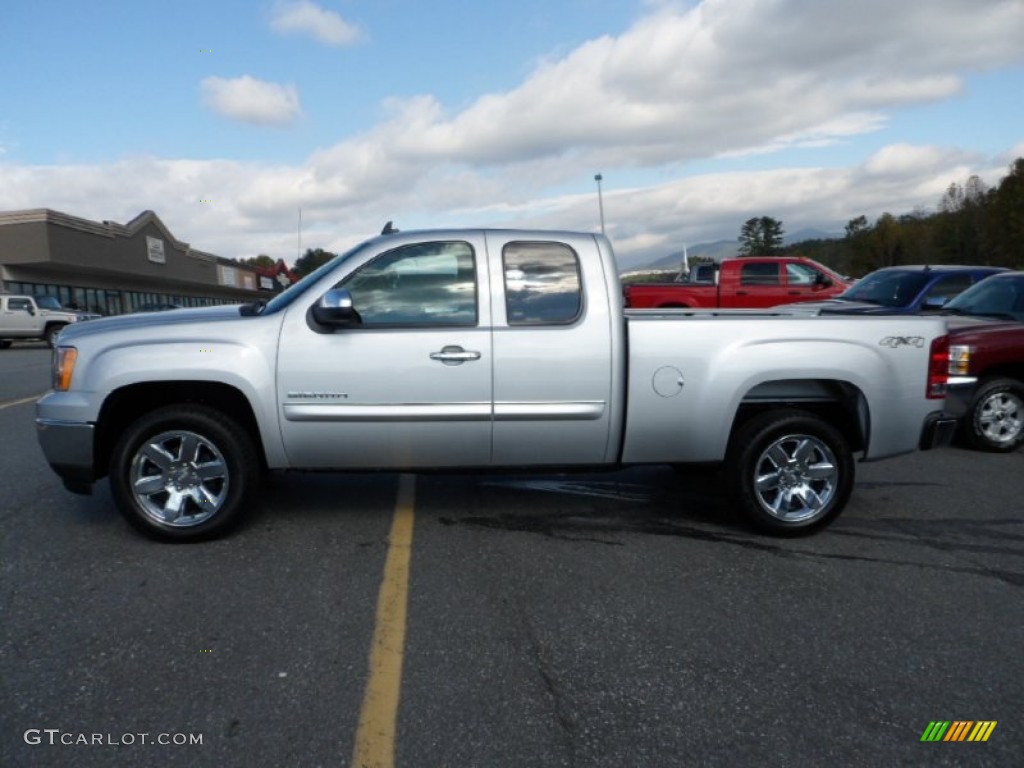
53, 347, 78, 391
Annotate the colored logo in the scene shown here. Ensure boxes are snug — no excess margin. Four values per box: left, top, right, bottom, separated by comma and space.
921, 721, 997, 742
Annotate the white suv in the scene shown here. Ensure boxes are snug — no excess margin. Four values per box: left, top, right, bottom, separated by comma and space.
0, 294, 90, 348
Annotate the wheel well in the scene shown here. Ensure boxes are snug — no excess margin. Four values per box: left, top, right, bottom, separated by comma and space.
732, 379, 867, 453
976, 364, 1024, 387
94, 381, 266, 479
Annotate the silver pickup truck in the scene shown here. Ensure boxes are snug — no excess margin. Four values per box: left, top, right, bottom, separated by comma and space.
36, 228, 959, 541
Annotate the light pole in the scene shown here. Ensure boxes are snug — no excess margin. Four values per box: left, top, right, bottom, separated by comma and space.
594, 173, 606, 235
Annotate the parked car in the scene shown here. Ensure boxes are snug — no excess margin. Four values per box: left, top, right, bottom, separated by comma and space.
624, 256, 852, 309
33, 295, 103, 321
941, 271, 1024, 452
0, 293, 92, 348
776, 265, 1008, 314
134, 303, 185, 312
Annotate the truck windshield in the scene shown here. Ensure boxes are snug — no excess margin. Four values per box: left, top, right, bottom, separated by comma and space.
258, 241, 373, 315
838, 271, 930, 307
944, 275, 1024, 322
35, 296, 63, 309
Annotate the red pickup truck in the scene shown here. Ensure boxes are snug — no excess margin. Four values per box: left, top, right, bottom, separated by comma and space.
624, 256, 852, 309
941, 271, 1024, 452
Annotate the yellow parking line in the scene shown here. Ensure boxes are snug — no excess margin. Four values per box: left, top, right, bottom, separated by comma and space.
351, 473, 416, 768
0, 394, 44, 412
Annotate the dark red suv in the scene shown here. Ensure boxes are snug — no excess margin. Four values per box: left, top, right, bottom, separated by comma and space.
941, 271, 1024, 452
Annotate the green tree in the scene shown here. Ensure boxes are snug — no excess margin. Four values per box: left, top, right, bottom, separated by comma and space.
293, 247, 336, 278
867, 213, 904, 268
937, 176, 989, 264
738, 216, 785, 255
236, 254, 277, 269
985, 158, 1024, 268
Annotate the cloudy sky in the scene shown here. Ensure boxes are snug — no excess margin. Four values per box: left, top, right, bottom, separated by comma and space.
2, 0, 1023, 269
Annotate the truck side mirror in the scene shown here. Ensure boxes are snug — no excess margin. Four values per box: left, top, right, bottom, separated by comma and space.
311, 289, 362, 327
814, 273, 832, 288
26, 305, 36, 315
922, 295, 948, 310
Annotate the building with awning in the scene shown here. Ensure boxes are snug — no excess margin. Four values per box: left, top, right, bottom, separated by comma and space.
0, 208, 291, 315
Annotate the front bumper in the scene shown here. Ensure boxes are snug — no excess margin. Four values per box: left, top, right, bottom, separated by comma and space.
35, 418, 96, 494
918, 411, 959, 451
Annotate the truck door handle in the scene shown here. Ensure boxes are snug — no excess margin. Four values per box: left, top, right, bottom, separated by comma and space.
430, 345, 482, 365
736, 290, 748, 295
788, 291, 800, 295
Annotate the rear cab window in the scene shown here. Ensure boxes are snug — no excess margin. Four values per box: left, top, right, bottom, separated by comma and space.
502, 242, 582, 325
739, 263, 781, 286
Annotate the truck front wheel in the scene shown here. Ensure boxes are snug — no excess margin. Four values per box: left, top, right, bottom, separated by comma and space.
725, 409, 854, 536
110, 405, 259, 541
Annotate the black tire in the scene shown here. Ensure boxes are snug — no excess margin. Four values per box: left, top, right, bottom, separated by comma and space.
109, 404, 259, 541
964, 377, 1024, 453
44, 324, 65, 348
724, 409, 854, 536
0, 340, 11, 349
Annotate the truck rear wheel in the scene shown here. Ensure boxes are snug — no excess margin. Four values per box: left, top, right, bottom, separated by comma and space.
725, 409, 853, 536
964, 377, 1024, 453
109, 405, 259, 541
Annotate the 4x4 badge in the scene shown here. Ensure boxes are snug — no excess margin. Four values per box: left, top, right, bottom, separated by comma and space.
879, 336, 925, 348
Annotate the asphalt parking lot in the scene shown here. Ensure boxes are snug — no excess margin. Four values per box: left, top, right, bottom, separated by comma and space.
1, 344, 1021, 767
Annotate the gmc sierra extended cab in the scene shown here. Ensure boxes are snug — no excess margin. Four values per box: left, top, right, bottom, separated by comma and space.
36, 228, 958, 541
624, 256, 851, 309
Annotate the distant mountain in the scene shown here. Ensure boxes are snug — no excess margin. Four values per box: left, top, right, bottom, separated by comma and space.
621, 229, 841, 274
631, 240, 740, 273
784, 227, 839, 245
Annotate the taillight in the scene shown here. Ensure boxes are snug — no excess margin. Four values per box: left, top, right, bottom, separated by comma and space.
948, 344, 971, 376
927, 335, 949, 399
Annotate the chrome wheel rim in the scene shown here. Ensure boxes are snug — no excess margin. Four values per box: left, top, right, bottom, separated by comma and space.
129, 430, 229, 527
977, 391, 1024, 447
752, 434, 839, 522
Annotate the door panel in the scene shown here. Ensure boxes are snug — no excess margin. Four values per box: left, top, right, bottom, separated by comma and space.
276, 237, 493, 469
2, 299, 39, 335
721, 262, 783, 308
487, 234, 615, 465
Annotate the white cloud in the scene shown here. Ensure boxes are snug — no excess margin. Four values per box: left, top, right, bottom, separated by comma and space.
4, 1, 1023, 269
200, 76, 302, 126
357, 0, 1021, 172
2, 142, 1010, 269
270, 0, 362, 46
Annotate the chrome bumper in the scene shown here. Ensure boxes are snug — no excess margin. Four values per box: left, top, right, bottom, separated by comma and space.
35, 418, 95, 495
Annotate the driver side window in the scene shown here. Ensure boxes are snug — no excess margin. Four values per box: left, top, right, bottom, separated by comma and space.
337, 241, 477, 327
